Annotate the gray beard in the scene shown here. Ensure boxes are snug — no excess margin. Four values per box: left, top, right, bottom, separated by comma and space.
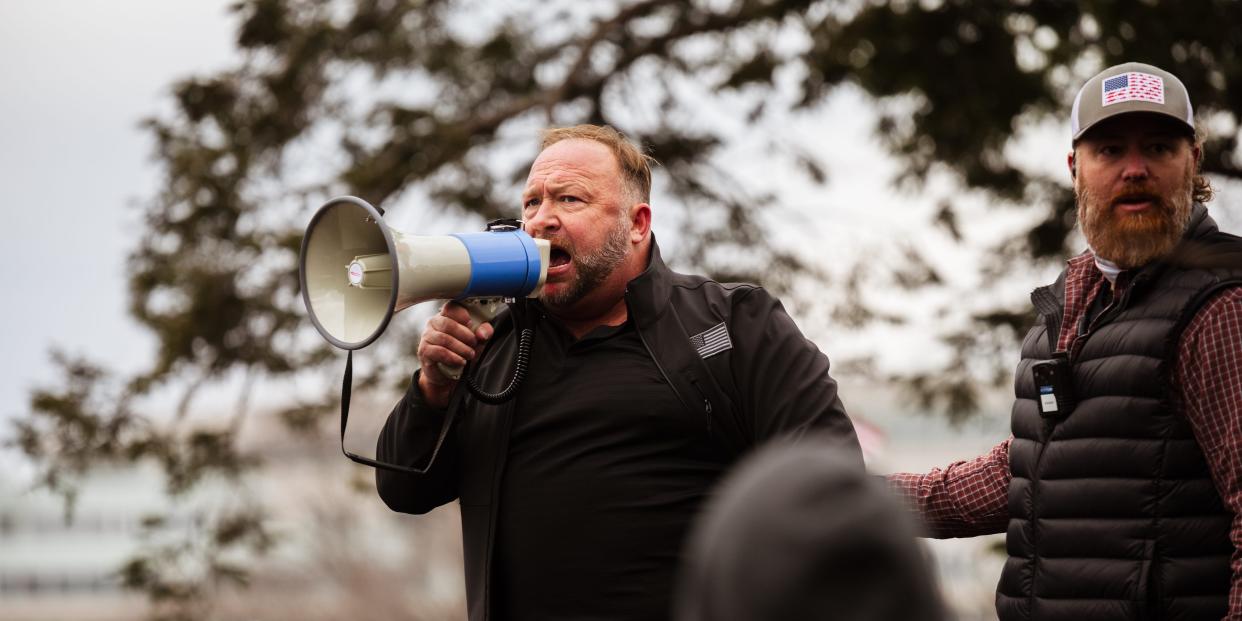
539, 216, 631, 309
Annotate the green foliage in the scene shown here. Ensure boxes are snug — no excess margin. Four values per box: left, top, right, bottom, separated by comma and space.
10, 0, 1242, 617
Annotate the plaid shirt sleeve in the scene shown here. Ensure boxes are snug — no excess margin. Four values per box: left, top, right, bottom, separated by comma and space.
887, 439, 1012, 538
1172, 286, 1242, 621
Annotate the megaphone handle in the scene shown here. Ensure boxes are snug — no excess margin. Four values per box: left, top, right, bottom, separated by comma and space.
437, 297, 505, 380
438, 363, 465, 380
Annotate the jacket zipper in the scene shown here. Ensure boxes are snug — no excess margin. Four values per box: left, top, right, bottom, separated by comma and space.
691, 377, 713, 435
625, 289, 713, 435
1024, 273, 1146, 610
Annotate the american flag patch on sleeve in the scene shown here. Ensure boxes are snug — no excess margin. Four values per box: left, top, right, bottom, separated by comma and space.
689, 322, 732, 359
1101, 71, 1164, 106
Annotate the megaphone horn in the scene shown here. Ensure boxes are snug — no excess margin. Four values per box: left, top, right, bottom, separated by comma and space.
299, 196, 550, 350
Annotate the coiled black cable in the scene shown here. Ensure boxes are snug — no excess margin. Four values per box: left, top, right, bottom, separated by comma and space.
465, 327, 533, 404
464, 297, 534, 405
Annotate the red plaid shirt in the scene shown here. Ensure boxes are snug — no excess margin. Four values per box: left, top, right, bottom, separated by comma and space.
889, 251, 1242, 619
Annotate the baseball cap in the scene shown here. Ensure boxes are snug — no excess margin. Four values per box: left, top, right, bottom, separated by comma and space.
1070, 62, 1194, 142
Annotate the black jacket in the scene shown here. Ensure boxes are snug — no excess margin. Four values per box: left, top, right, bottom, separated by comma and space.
375, 238, 861, 620
998, 205, 1242, 621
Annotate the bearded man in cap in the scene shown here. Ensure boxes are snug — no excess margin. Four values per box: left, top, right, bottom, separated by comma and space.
890, 62, 1242, 620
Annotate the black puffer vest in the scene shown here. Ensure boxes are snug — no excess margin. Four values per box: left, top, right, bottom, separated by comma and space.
996, 205, 1242, 621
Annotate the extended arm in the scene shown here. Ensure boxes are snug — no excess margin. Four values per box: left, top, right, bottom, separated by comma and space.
887, 439, 1012, 538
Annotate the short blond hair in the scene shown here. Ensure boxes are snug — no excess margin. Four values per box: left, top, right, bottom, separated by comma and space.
540, 125, 657, 203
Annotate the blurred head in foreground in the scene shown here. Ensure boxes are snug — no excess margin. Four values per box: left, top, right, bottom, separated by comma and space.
676, 436, 948, 621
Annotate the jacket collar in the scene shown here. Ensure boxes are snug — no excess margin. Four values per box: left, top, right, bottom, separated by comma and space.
1147, 201, 1217, 273
1165, 202, 1239, 271
624, 234, 676, 328
1183, 201, 1216, 238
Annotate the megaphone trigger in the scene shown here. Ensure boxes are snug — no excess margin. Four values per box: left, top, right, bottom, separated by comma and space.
437, 296, 508, 380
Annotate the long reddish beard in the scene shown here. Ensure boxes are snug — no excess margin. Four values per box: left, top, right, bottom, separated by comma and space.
1075, 161, 1195, 269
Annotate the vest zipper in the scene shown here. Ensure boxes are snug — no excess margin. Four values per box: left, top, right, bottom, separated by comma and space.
1026, 272, 1147, 612
1089, 272, 1142, 330
1070, 274, 1141, 361
1028, 424, 1052, 615
1026, 283, 1058, 613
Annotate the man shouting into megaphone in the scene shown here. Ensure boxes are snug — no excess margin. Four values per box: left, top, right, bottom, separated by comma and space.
374, 124, 862, 621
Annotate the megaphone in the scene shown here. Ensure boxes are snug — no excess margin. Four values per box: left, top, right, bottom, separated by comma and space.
301, 196, 549, 474
299, 196, 550, 352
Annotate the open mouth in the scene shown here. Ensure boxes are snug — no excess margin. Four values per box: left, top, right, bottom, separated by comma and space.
549, 247, 572, 268
1113, 193, 1159, 210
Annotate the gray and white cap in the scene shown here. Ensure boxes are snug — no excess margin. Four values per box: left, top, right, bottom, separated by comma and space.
1070, 61, 1194, 141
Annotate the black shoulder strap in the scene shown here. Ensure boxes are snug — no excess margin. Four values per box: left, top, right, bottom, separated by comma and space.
339, 350, 458, 474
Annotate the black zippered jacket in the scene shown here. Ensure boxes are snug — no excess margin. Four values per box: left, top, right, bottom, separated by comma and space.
375, 238, 861, 621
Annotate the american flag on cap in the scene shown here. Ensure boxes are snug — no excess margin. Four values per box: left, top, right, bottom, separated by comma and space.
1101, 71, 1165, 107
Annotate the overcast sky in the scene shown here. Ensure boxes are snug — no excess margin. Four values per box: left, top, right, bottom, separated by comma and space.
0, 1, 238, 427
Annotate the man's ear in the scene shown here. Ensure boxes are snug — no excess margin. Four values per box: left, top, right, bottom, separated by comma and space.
629, 203, 652, 243
1067, 151, 1076, 179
